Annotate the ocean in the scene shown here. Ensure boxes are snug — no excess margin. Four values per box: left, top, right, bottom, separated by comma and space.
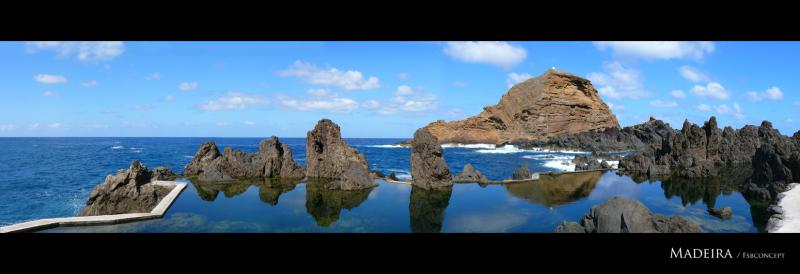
0, 137, 766, 232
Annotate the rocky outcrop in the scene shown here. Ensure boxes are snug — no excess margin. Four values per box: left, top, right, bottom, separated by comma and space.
410, 128, 452, 189
306, 119, 376, 190
555, 197, 704, 233
79, 161, 175, 216
519, 117, 672, 152
512, 166, 532, 180
409, 186, 452, 233
747, 138, 800, 200
184, 136, 305, 182
573, 154, 620, 171
453, 164, 488, 182
420, 69, 619, 145
708, 206, 733, 220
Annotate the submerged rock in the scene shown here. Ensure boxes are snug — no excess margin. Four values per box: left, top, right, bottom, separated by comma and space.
184, 136, 305, 182
410, 128, 452, 189
419, 69, 620, 145
453, 164, 488, 182
305, 119, 376, 190
708, 206, 733, 220
555, 197, 704, 233
79, 161, 175, 216
512, 166, 532, 180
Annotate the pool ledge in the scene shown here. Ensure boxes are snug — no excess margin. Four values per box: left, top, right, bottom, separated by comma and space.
0, 181, 186, 233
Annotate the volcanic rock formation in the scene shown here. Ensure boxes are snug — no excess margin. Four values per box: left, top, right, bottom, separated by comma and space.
79, 160, 176, 216
305, 119, 376, 190
452, 164, 488, 182
184, 136, 305, 182
410, 128, 453, 189
420, 69, 619, 145
555, 197, 704, 233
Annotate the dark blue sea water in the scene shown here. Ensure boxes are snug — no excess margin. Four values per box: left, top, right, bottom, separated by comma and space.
0, 138, 765, 232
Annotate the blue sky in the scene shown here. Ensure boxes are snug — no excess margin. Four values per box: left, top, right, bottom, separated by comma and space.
0, 41, 798, 138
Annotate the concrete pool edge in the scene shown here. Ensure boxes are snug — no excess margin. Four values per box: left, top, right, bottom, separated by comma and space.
0, 181, 187, 233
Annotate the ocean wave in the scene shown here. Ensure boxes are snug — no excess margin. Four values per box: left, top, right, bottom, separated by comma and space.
543, 159, 576, 172
361, 144, 405, 148
528, 147, 591, 154
183, 155, 194, 159
441, 143, 497, 149
111, 145, 124, 149
521, 154, 574, 161
475, 145, 526, 154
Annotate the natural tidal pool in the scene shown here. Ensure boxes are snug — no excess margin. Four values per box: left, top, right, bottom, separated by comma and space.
0, 138, 767, 233
41, 171, 765, 233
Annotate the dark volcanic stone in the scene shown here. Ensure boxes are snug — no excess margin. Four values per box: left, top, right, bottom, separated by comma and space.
410, 128, 452, 189
555, 197, 704, 233
708, 206, 733, 220
305, 119, 376, 190
79, 161, 175, 216
512, 166, 532, 180
184, 136, 306, 182
453, 164, 488, 182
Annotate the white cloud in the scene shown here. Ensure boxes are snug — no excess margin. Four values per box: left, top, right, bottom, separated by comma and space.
279, 60, 380, 90
307, 88, 332, 97
649, 99, 678, 108
145, 72, 160, 81
361, 100, 381, 109
678, 66, 710, 82
81, 80, 97, 87
48, 122, 62, 129
506, 72, 533, 88
378, 85, 438, 115
179, 82, 198, 91
197, 92, 269, 111
670, 89, 687, 99
29, 123, 40, 129
0, 124, 16, 131
607, 102, 625, 111
443, 41, 527, 69
746, 86, 783, 101
587, 62, 649, 100
164, 95, 174, 102
26, 41, 124, 62
691, 82, 729, 100
34, 74, 67, 84
277, 95, 359, 113
696, 104, 712, 112
42, 90, 56, 97
243, 120, 256, 126
593, 41, 715, 60
714, 103, 745, 120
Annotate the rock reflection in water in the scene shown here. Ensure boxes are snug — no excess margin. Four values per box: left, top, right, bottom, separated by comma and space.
409, 186, 453, 233
503, 171, 602, 207
659, 176, 737, 208
190, 178, 300, 205
305, 179, 374, 227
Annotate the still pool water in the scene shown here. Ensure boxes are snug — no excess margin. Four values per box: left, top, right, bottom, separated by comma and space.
0, 138, 768, 232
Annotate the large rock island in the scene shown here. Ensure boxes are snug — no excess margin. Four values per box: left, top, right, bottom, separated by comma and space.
306, 119, 377, 190
184, 136, 305, 182
419, 69, 620, 145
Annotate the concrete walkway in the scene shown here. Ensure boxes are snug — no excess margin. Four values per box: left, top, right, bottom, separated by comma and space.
0, 181, 186, 233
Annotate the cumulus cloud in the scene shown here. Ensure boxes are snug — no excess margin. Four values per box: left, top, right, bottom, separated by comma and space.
593, 41, 715, 60
0, 124, 16, 131
587, 62, 649, 100
378, 85, 438, 115
197, 92, 269, 111
34, 74, 67, 84
48, 122, 62, 129
277, 95, 359, 113
42, 90, 57, 97
714, 103, 745, 120
670, 89, 687, 99
506, 72, 533, 88
746, 86, 783, 101
607, 102, 625, 111
361, 100, 381, 109
179, 82, 198, 91
649, 99, 678, 108
81, 80, 97, 87
443, 41, 527, 69
678, 66, 710, 82
279, 60, 380, 90
691, 82, 729, 100
696, 104, 712, 112
25, 41, 124, 62
164, 95, 174, 102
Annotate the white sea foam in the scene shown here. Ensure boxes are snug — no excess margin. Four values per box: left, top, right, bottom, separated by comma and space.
528, 147, 591, 154
441, 143, 497, 149
543, 159, 576, 172
183, 155, 194, 159
771, 183, 800, 233
111, 145, 124, 149
521, 154, 573, 161
598, 160, 619, 169
475, 145, 526, 154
